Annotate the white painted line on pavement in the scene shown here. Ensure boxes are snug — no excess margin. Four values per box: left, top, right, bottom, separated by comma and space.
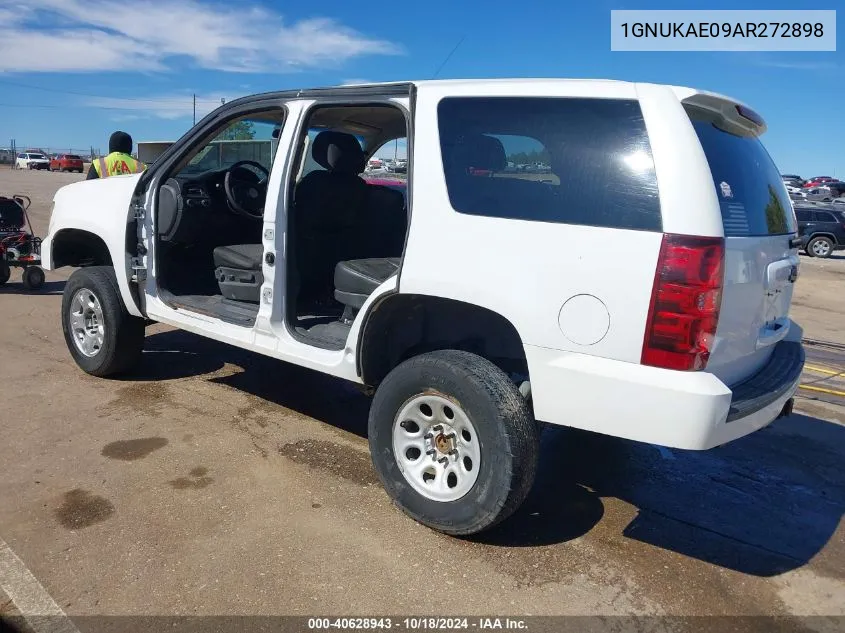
0, 535, 81, 633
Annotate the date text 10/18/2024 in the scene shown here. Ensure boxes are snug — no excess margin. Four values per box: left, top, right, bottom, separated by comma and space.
308, 618, 528, 630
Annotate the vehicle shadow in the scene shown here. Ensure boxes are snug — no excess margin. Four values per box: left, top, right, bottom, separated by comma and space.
800, 252, 845, 261
480, 416, 845, 577
0, 280, 65, 295
136, 329, 843, 577
132, 329, 229, 381
139, 330, 370, 436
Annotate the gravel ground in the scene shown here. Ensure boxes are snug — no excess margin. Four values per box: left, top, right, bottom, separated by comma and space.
0, 167, 843, 630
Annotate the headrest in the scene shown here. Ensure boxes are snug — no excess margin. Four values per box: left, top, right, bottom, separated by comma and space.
446, 134, 506, 173
312, 131, 366, 174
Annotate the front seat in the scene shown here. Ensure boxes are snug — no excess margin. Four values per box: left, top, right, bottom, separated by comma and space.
213, 244, 264, 302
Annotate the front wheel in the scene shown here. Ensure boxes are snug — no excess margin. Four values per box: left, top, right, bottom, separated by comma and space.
61, 266, 145, 377
808, 236, 834, 259
0, 261, 10, 285
368, 350, 539, 536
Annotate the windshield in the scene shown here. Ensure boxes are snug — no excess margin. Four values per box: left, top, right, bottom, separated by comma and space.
179, 115, 282, 177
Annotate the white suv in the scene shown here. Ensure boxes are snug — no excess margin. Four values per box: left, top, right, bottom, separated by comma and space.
43, 79, 804, 535
15, 152, 50, 170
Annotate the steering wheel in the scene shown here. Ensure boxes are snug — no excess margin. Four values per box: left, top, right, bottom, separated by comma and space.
224, 161, 270, 219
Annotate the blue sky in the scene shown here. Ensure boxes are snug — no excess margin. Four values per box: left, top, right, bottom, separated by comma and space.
0, 0, 841, 175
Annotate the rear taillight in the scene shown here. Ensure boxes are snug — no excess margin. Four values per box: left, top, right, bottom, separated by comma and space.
641, 234, 725, 371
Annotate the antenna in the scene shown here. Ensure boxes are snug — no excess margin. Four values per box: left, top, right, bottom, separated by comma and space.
432, 35, 466, 79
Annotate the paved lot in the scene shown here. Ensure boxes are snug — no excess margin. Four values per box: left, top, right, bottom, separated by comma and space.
1, 168, 844, 627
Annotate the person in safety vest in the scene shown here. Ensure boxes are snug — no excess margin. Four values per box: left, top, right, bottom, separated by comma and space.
86, 131, 146, 180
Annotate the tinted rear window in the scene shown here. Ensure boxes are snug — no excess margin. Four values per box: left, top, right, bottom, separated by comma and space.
437, 97, 661, 231
688, 110, 796, 237
815, 211, 838, 222
66, 155, 81, 160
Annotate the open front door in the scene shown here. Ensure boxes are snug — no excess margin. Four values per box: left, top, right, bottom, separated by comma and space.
134, 97, 293, 342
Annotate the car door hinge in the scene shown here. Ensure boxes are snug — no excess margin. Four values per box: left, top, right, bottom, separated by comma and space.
133, 202, 145, 221
130, 257, 147, 283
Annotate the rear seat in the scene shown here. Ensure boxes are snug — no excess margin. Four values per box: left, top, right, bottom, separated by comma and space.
334, 258, 400, 321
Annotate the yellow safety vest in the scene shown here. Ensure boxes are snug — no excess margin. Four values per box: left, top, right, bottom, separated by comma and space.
93, 152, 146, 178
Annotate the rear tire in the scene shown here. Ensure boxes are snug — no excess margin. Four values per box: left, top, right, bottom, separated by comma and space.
0, 261, 10, 285
22, 266, 45, 290
61, 266, 145, 377
808, 236, 834, 259
368, 350, 539, 536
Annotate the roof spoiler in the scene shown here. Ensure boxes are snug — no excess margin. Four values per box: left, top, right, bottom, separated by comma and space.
672, 88, 767, 136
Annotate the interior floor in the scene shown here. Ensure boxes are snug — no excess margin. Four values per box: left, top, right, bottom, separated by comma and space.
294, 318, 353, 350
158, 290, 259, 327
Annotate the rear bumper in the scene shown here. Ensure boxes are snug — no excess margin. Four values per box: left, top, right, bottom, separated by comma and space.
525, 327, 804, 451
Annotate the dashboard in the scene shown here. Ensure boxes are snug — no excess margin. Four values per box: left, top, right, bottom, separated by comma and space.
157, 167, 259, 245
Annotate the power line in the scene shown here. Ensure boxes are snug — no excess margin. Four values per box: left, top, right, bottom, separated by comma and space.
432, 35, 466, 79
0, 102, 184, 112
0, 78, 223, 104
0, 101, 223, 115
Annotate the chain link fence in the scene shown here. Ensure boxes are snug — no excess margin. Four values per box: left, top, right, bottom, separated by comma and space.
0, 145, 109, 167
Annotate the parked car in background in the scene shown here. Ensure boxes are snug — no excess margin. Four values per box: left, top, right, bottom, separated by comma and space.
804, 182, 845, 202
826, 182, 845, 198
366, 157, 384, 171
794, 204, 845, 258
781, 174, 804, 188
50, 154, 84, 173
803, 176, 836, 188
15, 152, 50, 170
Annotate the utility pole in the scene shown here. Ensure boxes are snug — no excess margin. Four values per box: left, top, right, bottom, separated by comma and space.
193, 94, 197, 126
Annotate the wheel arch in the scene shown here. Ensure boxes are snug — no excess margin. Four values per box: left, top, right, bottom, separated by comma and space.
48, 228, 143, 318
808, 232, 839, 246
357, 293, 528, 388
50, 228, 113, 268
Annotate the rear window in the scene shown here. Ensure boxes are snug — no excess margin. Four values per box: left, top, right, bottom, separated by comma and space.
66, 155, 81, 160
437, 97, 661, 231
688, 110, 796, 237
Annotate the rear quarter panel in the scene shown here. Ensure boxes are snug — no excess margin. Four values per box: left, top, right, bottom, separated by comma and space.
402, 81, 670, 364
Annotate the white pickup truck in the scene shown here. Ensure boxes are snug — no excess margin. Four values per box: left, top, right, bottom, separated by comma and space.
44, 79, 804, 535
